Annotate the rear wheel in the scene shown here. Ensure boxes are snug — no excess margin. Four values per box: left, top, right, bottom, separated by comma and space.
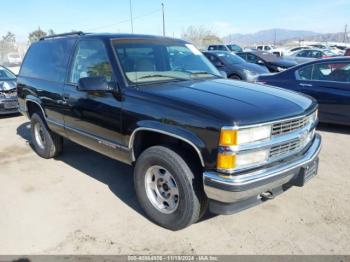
134, 145, 207, 230
30, 113, 63, 159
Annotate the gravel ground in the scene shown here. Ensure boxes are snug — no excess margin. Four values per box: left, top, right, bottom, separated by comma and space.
0, 114, 349, 255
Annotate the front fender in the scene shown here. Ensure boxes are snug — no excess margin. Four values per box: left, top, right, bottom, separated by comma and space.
129, 120, 207, 167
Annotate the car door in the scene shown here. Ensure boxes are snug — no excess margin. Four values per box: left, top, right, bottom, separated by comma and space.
296, 61, 350, 124
63, 39, 128, 161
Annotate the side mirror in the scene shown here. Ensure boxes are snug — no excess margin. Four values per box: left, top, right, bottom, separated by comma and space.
257, 60, 265, 65
77, 77, 114, 92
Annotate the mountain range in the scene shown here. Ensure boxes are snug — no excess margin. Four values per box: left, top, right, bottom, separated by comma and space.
223, 28, 349, 46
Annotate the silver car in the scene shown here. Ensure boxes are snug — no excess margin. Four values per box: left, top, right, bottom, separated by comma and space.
286, 49, 337, 64
0, 66, 18, 115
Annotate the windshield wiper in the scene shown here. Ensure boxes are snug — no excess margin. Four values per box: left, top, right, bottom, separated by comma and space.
138, 74, 187, 81
174, 70, 221, 78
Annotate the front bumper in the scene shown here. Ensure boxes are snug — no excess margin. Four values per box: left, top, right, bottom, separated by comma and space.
203, 134, 322, 214
0, 98, 19, 115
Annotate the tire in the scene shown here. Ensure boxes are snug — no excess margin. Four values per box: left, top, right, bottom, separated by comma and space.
229, 74, 241, 80
30, 112, 63, 159
134, 145, 207, 230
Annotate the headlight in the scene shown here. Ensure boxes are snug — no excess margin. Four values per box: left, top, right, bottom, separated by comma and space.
218, 125, 272, 171
217, 149, 269, 171
219, 125, 272, 146
243, 69, 258, 81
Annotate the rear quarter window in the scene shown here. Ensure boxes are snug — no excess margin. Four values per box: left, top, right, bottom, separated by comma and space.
20, 38, 76, 82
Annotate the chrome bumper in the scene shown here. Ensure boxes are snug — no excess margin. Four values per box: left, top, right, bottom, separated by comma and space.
203, 134, 321, 212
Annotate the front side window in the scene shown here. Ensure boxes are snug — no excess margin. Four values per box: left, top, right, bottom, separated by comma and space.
297, 65, 313, 80
70, 40, 113, 84
113, 40, 220, 84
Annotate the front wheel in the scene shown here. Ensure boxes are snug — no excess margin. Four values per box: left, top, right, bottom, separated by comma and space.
134, 146, 207, 230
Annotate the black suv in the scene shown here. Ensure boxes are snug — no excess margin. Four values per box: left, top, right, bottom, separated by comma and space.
17, 32, 321, 230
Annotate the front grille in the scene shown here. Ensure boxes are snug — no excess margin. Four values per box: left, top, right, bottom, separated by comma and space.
269, 128, 315, 160
269, 140, 303, 159
272, 116, 310, 136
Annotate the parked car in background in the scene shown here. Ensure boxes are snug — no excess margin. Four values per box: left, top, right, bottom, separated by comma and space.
0, 66, 18, 114
284, 46, 311, 56
286, 49, 337, 64
257, 57, 350, 125
345, 48, 350, 56
203, 51, 269, 81
17, 32, 321, 230
208, 44, 243, 53
4, 53, 22, 66
256, 45, 284, 56
308, 44, 329, 50
236, 51, 297, 72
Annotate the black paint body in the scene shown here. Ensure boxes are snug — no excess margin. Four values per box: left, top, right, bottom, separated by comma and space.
17, 34, 317, 171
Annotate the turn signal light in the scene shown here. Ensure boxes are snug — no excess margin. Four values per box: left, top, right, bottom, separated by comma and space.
219, 130, 237, 146
217, 153, 236, 170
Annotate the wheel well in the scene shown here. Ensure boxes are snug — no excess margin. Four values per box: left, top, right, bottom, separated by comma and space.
132, 130, 204, 170
229, 73, 241, 79
26, 101, 44, 118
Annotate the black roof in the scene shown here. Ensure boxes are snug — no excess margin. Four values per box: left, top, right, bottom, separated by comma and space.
40, 31, 186, 43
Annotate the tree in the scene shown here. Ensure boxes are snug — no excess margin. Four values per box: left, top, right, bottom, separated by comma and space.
181, 26, 222, 49
28, 27, 47, 43
0, 32, 17, 61
47, 29, 55, 36
2, 32, 16, 45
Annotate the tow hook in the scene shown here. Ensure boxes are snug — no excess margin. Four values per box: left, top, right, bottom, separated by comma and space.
260, 191, 274, 201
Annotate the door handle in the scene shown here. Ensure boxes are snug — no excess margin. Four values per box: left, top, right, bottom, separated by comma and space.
299, 83, 313, 87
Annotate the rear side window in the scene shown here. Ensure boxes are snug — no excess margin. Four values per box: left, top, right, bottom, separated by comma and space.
20, 38, 76, 82
297, 62, 350, 83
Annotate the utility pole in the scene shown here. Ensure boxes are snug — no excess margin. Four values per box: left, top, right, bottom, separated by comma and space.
162, 3, 166, 36
129, 0, 134, 33
344, 24, 348, 43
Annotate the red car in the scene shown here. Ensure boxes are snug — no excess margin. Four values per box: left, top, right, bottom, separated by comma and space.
345, 48, 350, 56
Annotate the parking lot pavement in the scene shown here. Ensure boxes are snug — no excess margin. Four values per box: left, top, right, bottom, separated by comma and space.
0, 114, 350, 255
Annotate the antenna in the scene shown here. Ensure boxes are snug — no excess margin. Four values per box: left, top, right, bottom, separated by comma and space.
129, 0, 134, 34
162, 3, 166, 36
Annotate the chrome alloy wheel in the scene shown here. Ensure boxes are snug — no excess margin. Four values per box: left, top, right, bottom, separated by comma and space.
34, 122, 45, 149
144, 165, 180, 214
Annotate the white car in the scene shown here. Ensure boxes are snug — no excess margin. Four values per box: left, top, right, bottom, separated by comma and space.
256, 45, 284, 57
6, 53, 22, 66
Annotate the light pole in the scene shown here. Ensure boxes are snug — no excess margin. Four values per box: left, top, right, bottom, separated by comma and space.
129, 0, 134, 33
162, 3, 165, 36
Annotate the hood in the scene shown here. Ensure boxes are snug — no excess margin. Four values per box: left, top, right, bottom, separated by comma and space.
233, 62, 269, 74
139, 79, 316, 126
0, 80, 16, 91
269, 59, 297, 68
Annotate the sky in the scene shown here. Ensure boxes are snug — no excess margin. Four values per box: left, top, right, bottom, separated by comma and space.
1, 0, 350, 42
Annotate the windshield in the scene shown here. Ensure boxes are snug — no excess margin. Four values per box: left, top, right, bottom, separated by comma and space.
113, 40, 221, 84
227, 44, 242, 52
217, 52, 245, 64
0, 67, 16, 80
